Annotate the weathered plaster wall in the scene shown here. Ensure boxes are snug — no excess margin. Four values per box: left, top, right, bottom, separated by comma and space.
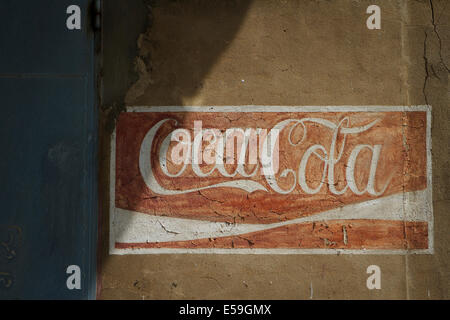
99, 0, 450, 299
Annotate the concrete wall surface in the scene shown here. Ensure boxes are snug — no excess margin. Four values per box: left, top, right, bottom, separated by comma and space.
98, 0, 450, 299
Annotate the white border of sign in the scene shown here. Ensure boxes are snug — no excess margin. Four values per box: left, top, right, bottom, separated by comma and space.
109, 105, 433, 255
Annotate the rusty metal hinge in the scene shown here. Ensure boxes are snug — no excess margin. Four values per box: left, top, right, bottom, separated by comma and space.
93, 0, 101, 31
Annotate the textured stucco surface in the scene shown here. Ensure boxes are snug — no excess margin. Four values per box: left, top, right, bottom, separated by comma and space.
98, 0, 450, 299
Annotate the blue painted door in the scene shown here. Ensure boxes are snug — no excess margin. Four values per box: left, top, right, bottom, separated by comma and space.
0, 0, 97, 299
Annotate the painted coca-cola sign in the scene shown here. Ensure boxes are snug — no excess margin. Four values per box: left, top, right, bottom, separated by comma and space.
110, 106, 432, 254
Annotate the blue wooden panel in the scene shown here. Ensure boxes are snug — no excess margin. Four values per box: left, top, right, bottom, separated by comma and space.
0, 77, 97, 299
0, 0, 92, 74
0, 0, 97, 299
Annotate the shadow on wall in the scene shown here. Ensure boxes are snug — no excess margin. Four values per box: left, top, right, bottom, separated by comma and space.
125, 0, 253, 106
99, 0, 253, 295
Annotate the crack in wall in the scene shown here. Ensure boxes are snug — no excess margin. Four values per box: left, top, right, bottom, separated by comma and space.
423, 30, 430, 105
157, 220, 180, 235
429, 0, 450, 73
424, 0, 450, 106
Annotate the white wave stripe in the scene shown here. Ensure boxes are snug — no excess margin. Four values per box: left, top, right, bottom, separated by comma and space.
112, 189, 431, 244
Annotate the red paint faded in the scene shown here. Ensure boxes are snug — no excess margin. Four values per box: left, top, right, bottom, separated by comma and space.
112, 109, 430, 251
116, 220, 428, 250
115, 111, 426, 223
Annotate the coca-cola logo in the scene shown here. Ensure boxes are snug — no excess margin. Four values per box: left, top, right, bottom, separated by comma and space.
111, 106, 432, 254
139, 116, 390, 196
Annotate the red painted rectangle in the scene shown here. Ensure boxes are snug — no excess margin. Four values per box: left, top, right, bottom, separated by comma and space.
110, 106, 432, 254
